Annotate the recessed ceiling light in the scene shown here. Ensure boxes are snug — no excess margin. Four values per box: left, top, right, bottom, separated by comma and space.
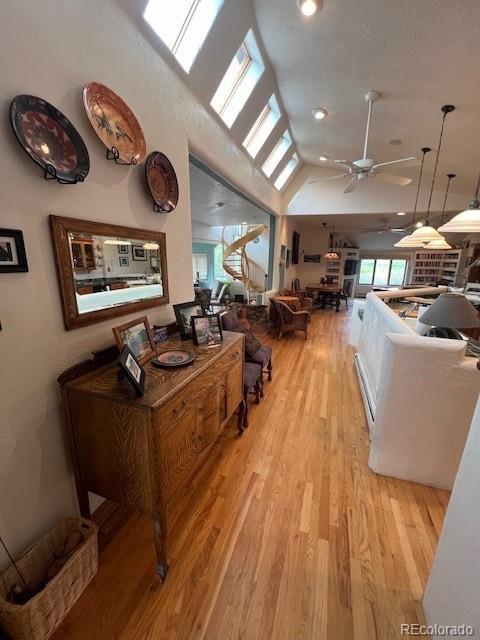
312, 108, 328, 120
416, 221, 424, 228
242, 221, 248, 224
389, 139, 402, 146
397, 211, 406, 216
297, 0, 319, 16
319, 155, 328, 162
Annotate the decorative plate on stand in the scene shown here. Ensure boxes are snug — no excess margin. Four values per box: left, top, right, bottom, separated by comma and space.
10, 95, 90, 184
152, 350, 195, 368
145, 152, 179, 212
83, 82, 146, 165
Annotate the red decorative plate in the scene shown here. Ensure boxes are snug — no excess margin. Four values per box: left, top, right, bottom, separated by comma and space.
145, 152, 179, 213
83, 82, 146, 164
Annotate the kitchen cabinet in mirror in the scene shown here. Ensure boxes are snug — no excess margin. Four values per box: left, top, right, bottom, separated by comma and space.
50, 215, 169, 330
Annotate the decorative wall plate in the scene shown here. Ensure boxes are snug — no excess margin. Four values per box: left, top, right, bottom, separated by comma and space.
10, 95, 90, 184
83, 82, 146, 164
152, 350, 195, 368
145, 152, 179, 212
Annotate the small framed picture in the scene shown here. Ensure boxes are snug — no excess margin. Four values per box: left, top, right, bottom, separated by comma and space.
132, 245, 147, 261
192, 314, 223, 347
119, 256, 129, 267
0, 228, 28, 273
173, 301, 205, 340
286, 249, 291, 268
112, 315, 155, 363
117, 345, 145, 396
118, 245, 129, 255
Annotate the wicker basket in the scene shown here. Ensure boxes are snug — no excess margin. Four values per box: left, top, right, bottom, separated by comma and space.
0, 517, 98, 640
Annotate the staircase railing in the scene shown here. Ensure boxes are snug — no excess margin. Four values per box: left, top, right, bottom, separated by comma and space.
222, 224, 268, 293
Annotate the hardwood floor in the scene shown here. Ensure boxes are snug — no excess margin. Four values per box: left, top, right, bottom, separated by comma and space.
53, 310, 449, 640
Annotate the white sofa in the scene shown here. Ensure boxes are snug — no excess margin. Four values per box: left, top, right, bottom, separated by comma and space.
354, 288, 480, 489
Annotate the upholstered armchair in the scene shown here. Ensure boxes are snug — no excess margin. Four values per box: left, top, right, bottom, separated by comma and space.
278, 288, 313, 312
271, 300, 310, 339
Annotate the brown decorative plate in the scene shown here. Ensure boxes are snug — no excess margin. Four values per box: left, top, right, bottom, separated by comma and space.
145, 152, 179, 212
10, 95, 90, 183
83, 82, 146, 164
152, 350, 195, 368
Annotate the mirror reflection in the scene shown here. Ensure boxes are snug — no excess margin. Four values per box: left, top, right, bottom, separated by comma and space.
69, 232, 164, 315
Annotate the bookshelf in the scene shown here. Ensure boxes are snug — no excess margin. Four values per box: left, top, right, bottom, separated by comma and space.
410, 249, 468, 286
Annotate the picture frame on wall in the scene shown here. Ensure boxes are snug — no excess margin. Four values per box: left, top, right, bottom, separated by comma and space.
112, 315, 155, 363
118, 245, 129, 254
117, 345, 145, 396
191, 314, 223, 347
119, 256, 129, 267
304, 254, 321, 263
173, 301, 204, 340
132, 245, 147, 261
286, 249, 291, 269
0, 228, 28, 273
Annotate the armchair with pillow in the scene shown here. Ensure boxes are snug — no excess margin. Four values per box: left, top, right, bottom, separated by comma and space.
278, 288, 313, 312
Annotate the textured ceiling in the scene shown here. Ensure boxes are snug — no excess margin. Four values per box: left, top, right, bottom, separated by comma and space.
253, 0, 480, 197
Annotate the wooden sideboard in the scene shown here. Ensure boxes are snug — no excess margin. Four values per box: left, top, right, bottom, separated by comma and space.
61, 332, 245, 580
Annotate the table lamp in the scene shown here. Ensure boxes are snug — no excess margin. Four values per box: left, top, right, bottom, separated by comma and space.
419, 293, 480, 339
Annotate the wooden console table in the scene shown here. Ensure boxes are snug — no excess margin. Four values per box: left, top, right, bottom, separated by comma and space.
61, 332, 245, 581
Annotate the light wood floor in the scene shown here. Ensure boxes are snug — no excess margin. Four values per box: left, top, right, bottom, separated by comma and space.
54, 310, 449, 640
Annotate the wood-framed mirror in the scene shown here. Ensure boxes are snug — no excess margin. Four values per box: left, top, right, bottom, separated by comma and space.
50, 215, 169, 330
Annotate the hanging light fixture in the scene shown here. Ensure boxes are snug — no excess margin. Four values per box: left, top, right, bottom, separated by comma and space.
395, 147, 431, 247
424, 173, 456, 250
439, 173, 480, 233
324, 224, 339, 260
408, 105, 455, 243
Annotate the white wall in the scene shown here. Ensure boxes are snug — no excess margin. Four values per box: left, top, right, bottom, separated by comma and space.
0, 0, 281, 557
423, 395, 480, 636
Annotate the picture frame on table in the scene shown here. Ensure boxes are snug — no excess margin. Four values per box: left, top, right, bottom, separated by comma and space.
132, 245, 147, 261
173, 300, 204, 340
112, 315, 155, 363
0, 228, 28, 273
119, 256, 129, 267
117, 345, 145, 396
191, 314, 223, 347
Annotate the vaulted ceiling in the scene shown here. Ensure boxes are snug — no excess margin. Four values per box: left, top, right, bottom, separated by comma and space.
253, 0, 480, 212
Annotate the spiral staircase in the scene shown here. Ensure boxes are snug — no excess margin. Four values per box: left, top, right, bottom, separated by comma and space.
222, 224, 268, 296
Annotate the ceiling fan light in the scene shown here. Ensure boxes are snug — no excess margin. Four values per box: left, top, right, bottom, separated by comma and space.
297, 0, 319, 16
408, 225, 445, 242
424, 238, 452, 250
438, 205, 480, 233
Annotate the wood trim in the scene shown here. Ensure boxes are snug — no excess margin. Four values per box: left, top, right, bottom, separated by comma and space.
49, 215, 170, 330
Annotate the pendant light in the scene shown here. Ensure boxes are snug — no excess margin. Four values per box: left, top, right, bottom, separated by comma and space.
424, 173, 455, 250
408, 105, 455, 243
324, 225, 339, 260
439, 173, 480, 233
395, 147, 431, 247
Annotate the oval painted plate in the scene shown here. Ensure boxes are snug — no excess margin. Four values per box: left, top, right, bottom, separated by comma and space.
152, 350, 195, 368
83, 82, 146, 164
10, 95, 90, 183
145, 152, 179, 212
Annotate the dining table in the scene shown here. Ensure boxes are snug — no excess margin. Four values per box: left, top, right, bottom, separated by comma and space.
272, 295, 301, 311
305, 284, 343, 312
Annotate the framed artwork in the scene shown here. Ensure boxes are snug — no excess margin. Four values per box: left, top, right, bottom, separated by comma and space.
117, 345, 145, 396
304, 254, 322, 263
112, 315, 155, 363
286, 249, 291, 268
118, 245, 129, 254
192, 314, 223, 347
132, 245, 147, 261
173, 301, 204, 340
119, 256, 129, 267
0, 228, 28, 273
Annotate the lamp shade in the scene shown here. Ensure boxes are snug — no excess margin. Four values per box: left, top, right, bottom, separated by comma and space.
423, 238, 452, 250
420, 293, 480, 328
408, 225, 445, 242
394, 235, 425, 248
438, 207, 480, 233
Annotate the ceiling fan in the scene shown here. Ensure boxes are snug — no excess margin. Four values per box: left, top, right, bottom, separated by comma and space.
309, 90, 418, 193
361, 223, 407, 235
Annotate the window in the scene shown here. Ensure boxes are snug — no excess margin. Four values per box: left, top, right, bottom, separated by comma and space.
143, 0, 224, 72
214, 244, 227, 279
262, 131, 292, 178
210, 30, 265, 128
192, 253, 208, 281
358, 259, 407, 286
243, 95, 281, 158
275, 153, 299, 190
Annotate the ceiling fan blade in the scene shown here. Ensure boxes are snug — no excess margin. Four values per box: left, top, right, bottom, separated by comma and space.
334, 160, 357, 171
307, 173, 349, 185
344, 176, 358, 193
373, 172, 412, 186
372, 156, 417, 170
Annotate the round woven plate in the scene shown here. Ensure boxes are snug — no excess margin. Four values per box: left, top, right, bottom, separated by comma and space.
83, 82, 146, 164
10, 95, 90, 182
152, 350, 195, 368
145, 152, 179, 212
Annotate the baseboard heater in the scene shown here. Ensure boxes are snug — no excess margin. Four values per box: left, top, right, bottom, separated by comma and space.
354, 353, 376, 431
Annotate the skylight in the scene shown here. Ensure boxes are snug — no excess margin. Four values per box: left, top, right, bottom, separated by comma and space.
243, 95, 281, 158
262, 131, 292, 178
143, 0, 224, 72
275, 154, 299, 190
210, 30, 265, 128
